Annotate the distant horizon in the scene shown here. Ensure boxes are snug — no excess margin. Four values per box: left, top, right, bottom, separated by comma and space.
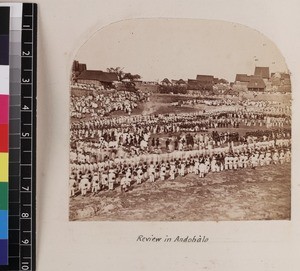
75, 19, 288, 82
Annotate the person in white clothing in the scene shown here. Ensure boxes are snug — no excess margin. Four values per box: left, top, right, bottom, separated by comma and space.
211, 157, 217, 173
120, 175, 129, 192
108, 169, 116, 190
170, 161, 176, 180
224, 155, 229, 170
251, 154, 258, 169
179, 160, 185, 176
91, 172, 100, 193
265, 150, 272, 165
228, 155, 233, 170
233, 154, 238, 170
136, 166, 143, 184
79, 175, 90, 196
199, 160, 206, 178
238, 154, 244, 169
160, 163, 167, 181
279, 150, 285, 164
194, 158, 200, 174
148, 162, 155, 182
101, 171, 109, 190
273, 150, 279, 165
69, 175, 77, 197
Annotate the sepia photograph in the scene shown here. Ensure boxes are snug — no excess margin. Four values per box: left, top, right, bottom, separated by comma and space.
68, 19, 291, 221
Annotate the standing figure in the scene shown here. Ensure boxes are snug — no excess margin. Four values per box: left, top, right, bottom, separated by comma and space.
91, 172, 100, 193
148, 162, 155, 182
79, 175, 90, 196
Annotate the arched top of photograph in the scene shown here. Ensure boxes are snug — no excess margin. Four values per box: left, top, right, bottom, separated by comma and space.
72, 19, 289, 80
69, 19, 291, 222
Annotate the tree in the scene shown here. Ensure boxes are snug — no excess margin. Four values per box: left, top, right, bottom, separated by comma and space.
123, 73, 141, 82
107, 68, 142, 92
106, 67, 124, 81
106, 68, 142, 83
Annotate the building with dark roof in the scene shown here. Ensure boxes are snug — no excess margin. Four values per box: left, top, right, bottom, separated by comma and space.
196, 75, 214, 84
254, 67, 270, 79
161, 78, 172, 85
186, 75, 218, 91
77, 70, 118, 88
234, 73, 266, 92
171, 79, 186, 85
187, 79, 199, 89
235, 74, 250, 83
234, 67, 291, 92
270, 72, 291, 92
247, 76, 266, 91
176, 79, 186, 85
234, 74, 250, 91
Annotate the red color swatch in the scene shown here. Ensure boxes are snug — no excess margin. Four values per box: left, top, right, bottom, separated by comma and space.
0, 124, 8, 152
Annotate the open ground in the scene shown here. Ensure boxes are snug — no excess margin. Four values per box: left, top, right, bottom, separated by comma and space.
70, 162, 291, 221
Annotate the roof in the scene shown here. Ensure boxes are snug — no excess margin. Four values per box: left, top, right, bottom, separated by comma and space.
77, 70, 118, 82
188, 79, 198, 84
254, 67, 270, 79
161, 78, 171, 84
176, 79, 186, 84
247, 77, 266, 89
196, 75, 214, 82
235, 74, 250, 82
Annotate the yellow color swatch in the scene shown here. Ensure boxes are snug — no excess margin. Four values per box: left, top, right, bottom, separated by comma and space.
0, 153, 8, 182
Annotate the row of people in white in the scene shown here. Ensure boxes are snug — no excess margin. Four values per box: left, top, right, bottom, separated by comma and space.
69, 146, 291, 196
71, 109, 290, 132
69, 132, 291, 166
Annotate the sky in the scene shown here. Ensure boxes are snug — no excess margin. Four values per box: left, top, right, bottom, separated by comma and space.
75, 19, 288, 82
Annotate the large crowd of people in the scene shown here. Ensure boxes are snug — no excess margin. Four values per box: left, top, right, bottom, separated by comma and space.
70, 107, 291, 160
239, 99, 291, 115
71, 82, 106, 91
173, 98, 236, 107
70, 89, 148, 119
69, 139, 291, 196
69, 88, 292, 197
71, 109, 290, 131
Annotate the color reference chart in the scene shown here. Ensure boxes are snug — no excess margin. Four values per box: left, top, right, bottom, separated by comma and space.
0, 3, 37, 271
0, 6, 10, 266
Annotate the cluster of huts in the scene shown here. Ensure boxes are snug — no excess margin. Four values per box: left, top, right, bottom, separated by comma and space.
71, 61, 291, 94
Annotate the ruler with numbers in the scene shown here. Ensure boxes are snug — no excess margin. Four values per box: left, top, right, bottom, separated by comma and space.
0, 3, 37, 271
